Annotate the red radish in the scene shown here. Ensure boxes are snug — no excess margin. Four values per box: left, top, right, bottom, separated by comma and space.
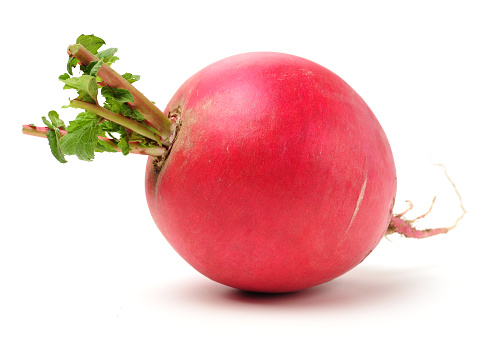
145, 52, 396, 292
22, 36, 465, 293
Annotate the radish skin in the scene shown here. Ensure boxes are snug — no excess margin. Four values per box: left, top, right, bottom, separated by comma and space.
145, 52, 397, 293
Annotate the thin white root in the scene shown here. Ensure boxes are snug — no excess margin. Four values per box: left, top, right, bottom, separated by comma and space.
434, 163, 467, 231
407, 196, 436, 223
388, 164, 467, 239
397, 200, 414, 217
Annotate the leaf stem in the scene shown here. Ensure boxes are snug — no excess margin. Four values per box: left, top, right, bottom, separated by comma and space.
69, 100, 160, 143
68, 44, 172, 143
22, 125, 167, 156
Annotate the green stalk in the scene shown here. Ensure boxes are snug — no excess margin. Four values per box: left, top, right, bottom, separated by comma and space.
22, 125, 167, 156
69, 100, 161, 143
68, 44, 173, 143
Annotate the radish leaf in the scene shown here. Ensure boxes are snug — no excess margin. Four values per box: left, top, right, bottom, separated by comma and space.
101, 86, 134, 103
66, 112, 98, 132
96, 48, 119, 66
76, 34, 105, 54
46, 129, 67, 163
117, 132, 131, 155
42, 111, 67, 163
122, 73, 140, 84
60, 116, 99, 161
96, 139, 118, 153
89, 59, 103, 77
67, 57, 77, 76
60, 75, 98, 103
47, 111, 65, 130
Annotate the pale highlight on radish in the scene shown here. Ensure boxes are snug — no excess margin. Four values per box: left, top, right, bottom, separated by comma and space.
345, 174, 368, 235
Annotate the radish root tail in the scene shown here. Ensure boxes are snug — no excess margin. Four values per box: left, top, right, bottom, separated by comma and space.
386, 164, 466, 239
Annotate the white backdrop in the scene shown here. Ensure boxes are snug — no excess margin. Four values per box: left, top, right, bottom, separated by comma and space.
2, 1, 497, 345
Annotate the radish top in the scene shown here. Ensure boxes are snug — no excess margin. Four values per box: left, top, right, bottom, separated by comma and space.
23, 34, 173, 163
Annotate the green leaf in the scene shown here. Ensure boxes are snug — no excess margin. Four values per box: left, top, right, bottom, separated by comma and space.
46, 128, 67, 163
42, 116, 54, 129
103, 98, 121, 113
122, 73, 140, 84
116, 128, 131, 156
95, 139, 118, 153
41, 111, 67, 163
76, 34, 105, 54
118, 102, 133, 117
95, 48, 119, 65
120, 104, 145, 122
101, 86, 134, 103
66, 112, 98, 133
80, 61, 96, 75
109, 56, 120, 64
102, 91, 144, 122
132, 109, 145, 122
60, 75, 98, 102
117, 137, 131, 156
48, 111, 66, 130
67, 57, 77, 76
75, 90, 96, 104
99, 120, 123, 134
105, 56, 119, 66
88, 60, 104, 77
95, 48, 117, 59
60, 116, 99, 161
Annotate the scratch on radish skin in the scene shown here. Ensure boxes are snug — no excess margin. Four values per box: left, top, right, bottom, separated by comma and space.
345, 174, 368, 235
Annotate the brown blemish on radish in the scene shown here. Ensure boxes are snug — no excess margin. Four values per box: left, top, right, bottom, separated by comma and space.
151, 105, 183, 174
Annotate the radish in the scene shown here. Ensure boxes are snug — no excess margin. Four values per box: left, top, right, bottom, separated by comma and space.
23, 35, 465, 293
